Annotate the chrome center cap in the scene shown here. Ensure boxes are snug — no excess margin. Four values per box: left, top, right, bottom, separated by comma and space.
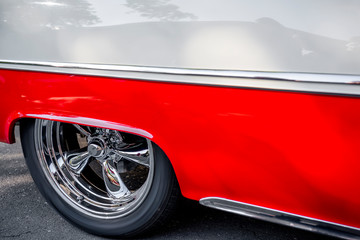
88, 139, 106, 158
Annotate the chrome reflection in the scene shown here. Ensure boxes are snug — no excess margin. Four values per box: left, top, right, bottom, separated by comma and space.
34, 119, 154, 218
200, 197, 360, 240
1, 59, 360, 96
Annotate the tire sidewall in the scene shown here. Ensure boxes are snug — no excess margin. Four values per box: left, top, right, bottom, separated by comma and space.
21, 119, 176, 237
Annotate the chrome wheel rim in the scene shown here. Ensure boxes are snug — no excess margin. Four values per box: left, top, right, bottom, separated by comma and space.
34, 119, 154, 219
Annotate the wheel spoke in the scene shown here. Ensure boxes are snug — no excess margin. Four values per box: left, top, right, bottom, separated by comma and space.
112, 144, 150, 167
73, 124, 91, 137
65, 149, 91, 175
101, 160, 131, 199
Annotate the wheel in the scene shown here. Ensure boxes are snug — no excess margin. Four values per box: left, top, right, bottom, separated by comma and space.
20, 119, 179, 237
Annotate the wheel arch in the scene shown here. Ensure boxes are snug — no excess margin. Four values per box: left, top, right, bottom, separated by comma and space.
15, 115, 182, 193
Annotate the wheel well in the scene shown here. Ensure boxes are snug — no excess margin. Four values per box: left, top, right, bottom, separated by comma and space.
6, 119, 23, 144
17, 118, 180, 195
12, 118, 34, 142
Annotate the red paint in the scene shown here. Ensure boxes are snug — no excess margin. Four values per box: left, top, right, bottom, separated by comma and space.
1, 69, 360, 229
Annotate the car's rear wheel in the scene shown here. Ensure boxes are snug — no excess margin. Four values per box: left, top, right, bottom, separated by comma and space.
21, 119, 179, 237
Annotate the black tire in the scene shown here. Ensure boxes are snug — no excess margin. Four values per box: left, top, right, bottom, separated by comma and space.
20, 119, 179, 237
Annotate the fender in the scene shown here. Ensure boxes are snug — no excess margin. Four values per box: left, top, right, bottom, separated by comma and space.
2, 65, 360, 239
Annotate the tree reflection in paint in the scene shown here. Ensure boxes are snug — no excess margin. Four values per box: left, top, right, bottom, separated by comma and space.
124, 0, 196, 21
0, 0, 99, 29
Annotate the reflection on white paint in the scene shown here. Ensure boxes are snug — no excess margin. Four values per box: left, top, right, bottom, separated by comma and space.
301, 48, 313, 56
87, 0, 360, 40
346, 41, 360, 52
33, 1, 66, 7
66, 35, 118, 63
183, 25, 276, 70
1, 0, 360, 74
45, 23, 60, 30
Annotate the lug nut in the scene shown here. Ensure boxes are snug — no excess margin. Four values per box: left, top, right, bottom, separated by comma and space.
77, 195, 84, 203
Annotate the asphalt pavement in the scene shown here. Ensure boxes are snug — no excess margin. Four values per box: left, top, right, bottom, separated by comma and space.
0, 126, 337, 240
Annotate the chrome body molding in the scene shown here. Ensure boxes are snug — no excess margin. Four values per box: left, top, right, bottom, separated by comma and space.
200, 197, 360, 240
1, 60, 360, 96
25, 114, 153, 139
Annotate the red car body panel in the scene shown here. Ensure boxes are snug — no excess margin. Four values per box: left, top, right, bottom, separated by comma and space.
1, 69, 360, 229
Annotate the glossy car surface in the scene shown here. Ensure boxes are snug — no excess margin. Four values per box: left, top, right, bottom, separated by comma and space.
1, 1, 360, 239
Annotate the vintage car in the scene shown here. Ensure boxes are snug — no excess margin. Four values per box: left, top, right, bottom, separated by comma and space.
1, 0, 360, 239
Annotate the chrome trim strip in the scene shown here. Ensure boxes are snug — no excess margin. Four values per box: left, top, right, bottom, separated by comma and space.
1, 59, 360, 84
1, 60, 360, 96
200, 197, 360, 240
25, 114, 153, 139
